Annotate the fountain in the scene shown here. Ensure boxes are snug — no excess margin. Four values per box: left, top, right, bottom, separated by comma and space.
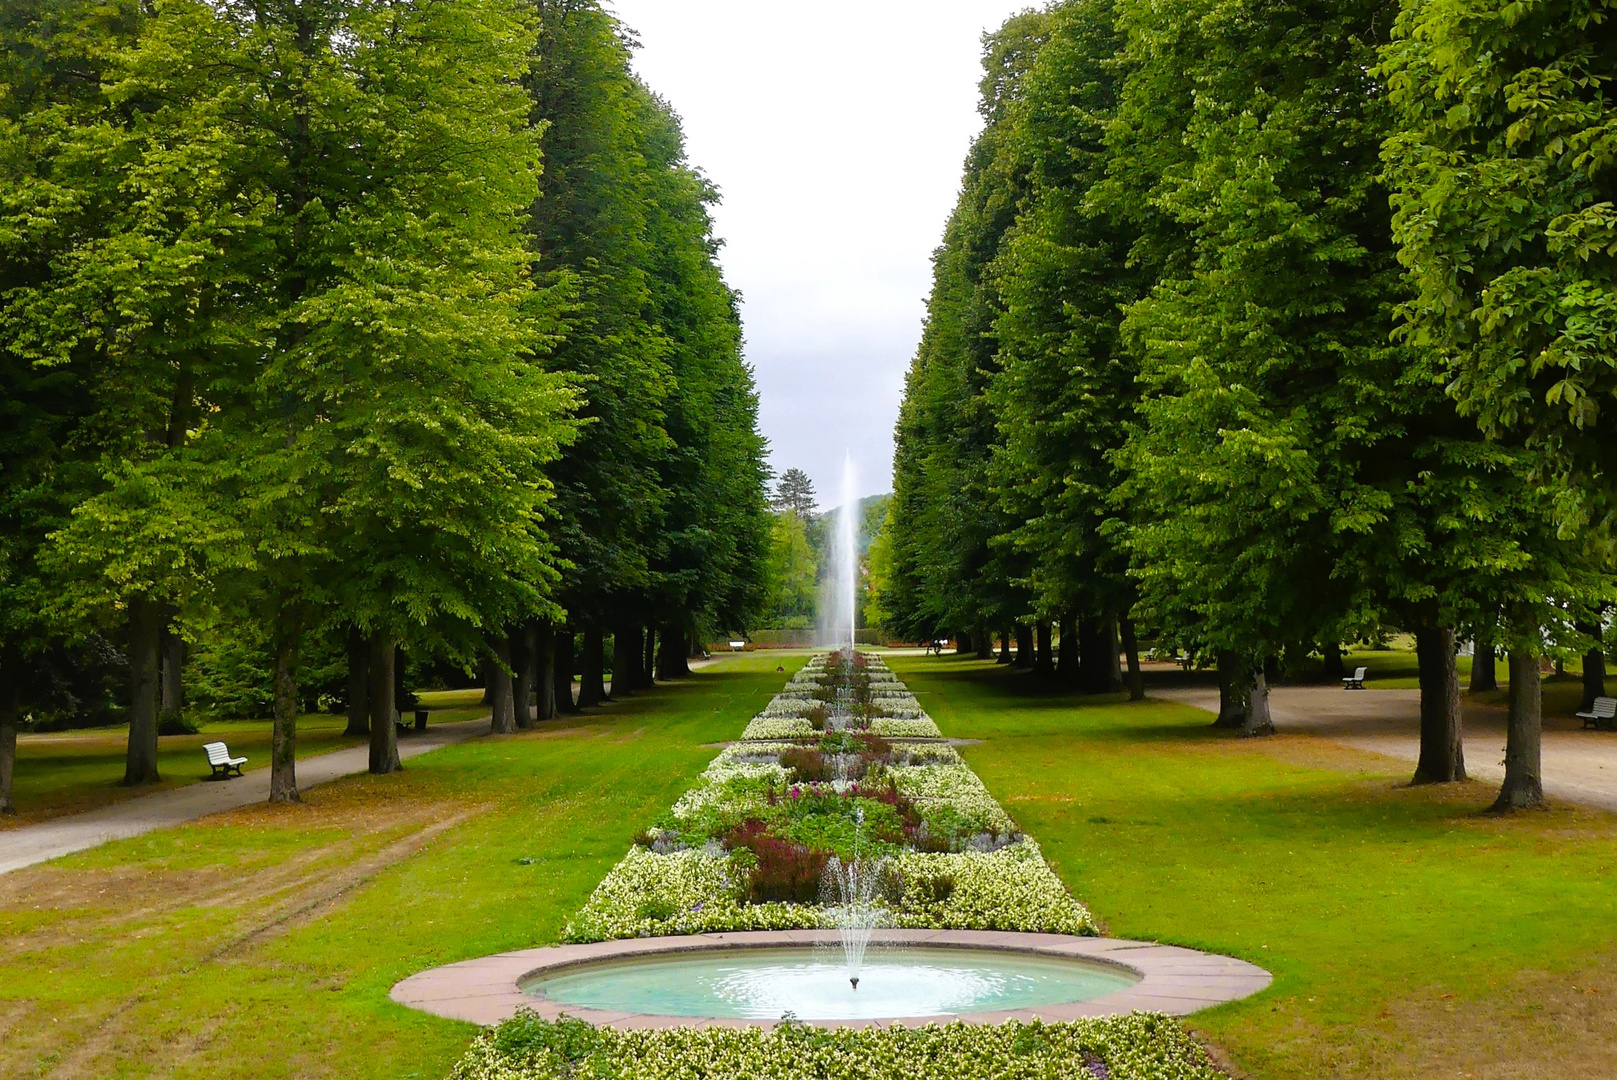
821, 809, 885, 990
817, 453, 859, 652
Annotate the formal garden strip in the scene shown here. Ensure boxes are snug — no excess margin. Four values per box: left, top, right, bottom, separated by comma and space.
564, 652, 1092, 941
431, 654, 1264, 1079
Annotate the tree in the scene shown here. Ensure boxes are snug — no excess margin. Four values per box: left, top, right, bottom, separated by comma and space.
526, 0, 673, 700
985, 0, 1141, 679
771, 468, 817, 517
33, 0, 578, 800
761, 510, 819, 626
888, 11, 1051, 647
0, 0, 145, 810
1383, 0, 1617, 806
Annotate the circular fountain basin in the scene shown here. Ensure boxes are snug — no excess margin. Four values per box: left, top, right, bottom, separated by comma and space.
389, 930, 1275, 1028
524, 946, 1138, 1021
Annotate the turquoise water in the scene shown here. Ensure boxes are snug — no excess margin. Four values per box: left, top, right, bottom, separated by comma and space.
525, 946, 1136, 1020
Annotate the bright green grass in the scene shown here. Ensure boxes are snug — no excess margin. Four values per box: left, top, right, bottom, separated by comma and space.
891, 653, 1617, 1078
7, 706, 486, 826
0, 652, 802, 1080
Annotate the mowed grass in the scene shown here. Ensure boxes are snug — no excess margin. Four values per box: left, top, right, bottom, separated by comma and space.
6, 705, 487, 828
890, 653, 1617, 1080
0, 652, 805, 1080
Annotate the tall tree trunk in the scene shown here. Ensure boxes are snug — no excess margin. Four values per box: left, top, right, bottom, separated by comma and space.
552, 627, 578, 714
344, 626, 369, 737
1493, 647, 1545, 811
489, 633, 516, 733
996, 627, 1013, 665
1243, 661, 1275, 736
975, 623, 994, 660
1057, 617, 1079, 683
1577, 620, 1606, 711
533, 622, 557, 720
578, 628, 607, 707
367, 633, 401, 775
268, 602, 300, 803
610, 624, 638, 698
639, 627, 657, 688
1080, 616, 1121, 694
0, 652, 18, 815
512, 625, 535, 729
160, 629, 184, 722
123, 596, 164, 786
1321, 641, 1345, 681
1215, 649, 1246, 728
394, 646, 411, 711
658, 625, 692, 679
1412, 625, 1465, 783
1469, 641, 1497, 693
952, 629, 970, 654
1012, 623, 1034, 668
1120, 616, 1145, 701
1034, 622, 1055, 677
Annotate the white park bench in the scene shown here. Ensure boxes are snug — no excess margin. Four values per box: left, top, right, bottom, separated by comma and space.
203, 741, 248, 779
1342, 666, 1368, 690
728, 640, 747, 651
1577, 696, 1616, 731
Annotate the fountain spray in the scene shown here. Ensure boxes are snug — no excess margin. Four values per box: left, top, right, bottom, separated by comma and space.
820, 454, 860, 652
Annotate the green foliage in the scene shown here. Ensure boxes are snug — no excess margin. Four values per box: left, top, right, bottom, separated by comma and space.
886, 12, 1052, 641
760, 510, 818, 625
1383, 0, 1617, 516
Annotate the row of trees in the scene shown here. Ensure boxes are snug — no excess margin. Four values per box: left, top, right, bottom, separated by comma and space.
0, 0, 770, 810
879, 0, 1616, 810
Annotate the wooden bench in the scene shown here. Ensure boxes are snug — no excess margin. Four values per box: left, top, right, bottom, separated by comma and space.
1342, 666, 1368, 690
1577, 696, 1616, 731
203, 741, 247, 779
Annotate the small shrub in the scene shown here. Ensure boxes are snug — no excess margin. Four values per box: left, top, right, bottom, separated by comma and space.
722, 817, 827, 903
781, 746, 828, 781
491, 1011, 604, 1072
158, 713, 200, 736
807, 704, 829, 730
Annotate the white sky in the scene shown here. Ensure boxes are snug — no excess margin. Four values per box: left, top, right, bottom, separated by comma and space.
609, 1, 1032, 505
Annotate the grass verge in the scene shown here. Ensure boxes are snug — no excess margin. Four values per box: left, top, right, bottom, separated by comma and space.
890, 653, 1617, 1080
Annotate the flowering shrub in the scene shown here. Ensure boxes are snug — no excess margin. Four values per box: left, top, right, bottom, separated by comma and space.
452, 1014, 1226, 1080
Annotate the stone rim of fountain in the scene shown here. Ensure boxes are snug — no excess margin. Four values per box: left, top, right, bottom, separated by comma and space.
389, 929, 1273, 1030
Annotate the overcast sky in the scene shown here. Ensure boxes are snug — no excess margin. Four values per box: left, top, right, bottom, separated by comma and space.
609, 1, 1032, 505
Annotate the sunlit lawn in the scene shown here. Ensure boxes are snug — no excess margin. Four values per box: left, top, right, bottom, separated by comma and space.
892, 652, 1617, 1080
0, 653, 802, 1080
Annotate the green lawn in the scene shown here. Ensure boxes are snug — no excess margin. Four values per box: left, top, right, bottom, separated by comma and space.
8, 648, 1614, 1079
890, 652, 1617, 1079
0, 653, 803, 1079
7, 703, 487, 828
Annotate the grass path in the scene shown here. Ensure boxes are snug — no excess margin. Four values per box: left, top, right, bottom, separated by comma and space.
891, 653, 1617, 1080
0, 654, 802, 1080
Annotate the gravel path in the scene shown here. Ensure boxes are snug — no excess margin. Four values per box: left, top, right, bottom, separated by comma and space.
0, 717, 489, 876
1152, 686, 1617, 811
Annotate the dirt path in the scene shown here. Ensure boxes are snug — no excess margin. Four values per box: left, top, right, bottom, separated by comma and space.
0, 717, 488, 876
1152, 686, 1617, 811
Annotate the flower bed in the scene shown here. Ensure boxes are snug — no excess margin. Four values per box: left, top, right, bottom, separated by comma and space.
451, 1014, 1226, 1080
561, 653, 1094, 942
